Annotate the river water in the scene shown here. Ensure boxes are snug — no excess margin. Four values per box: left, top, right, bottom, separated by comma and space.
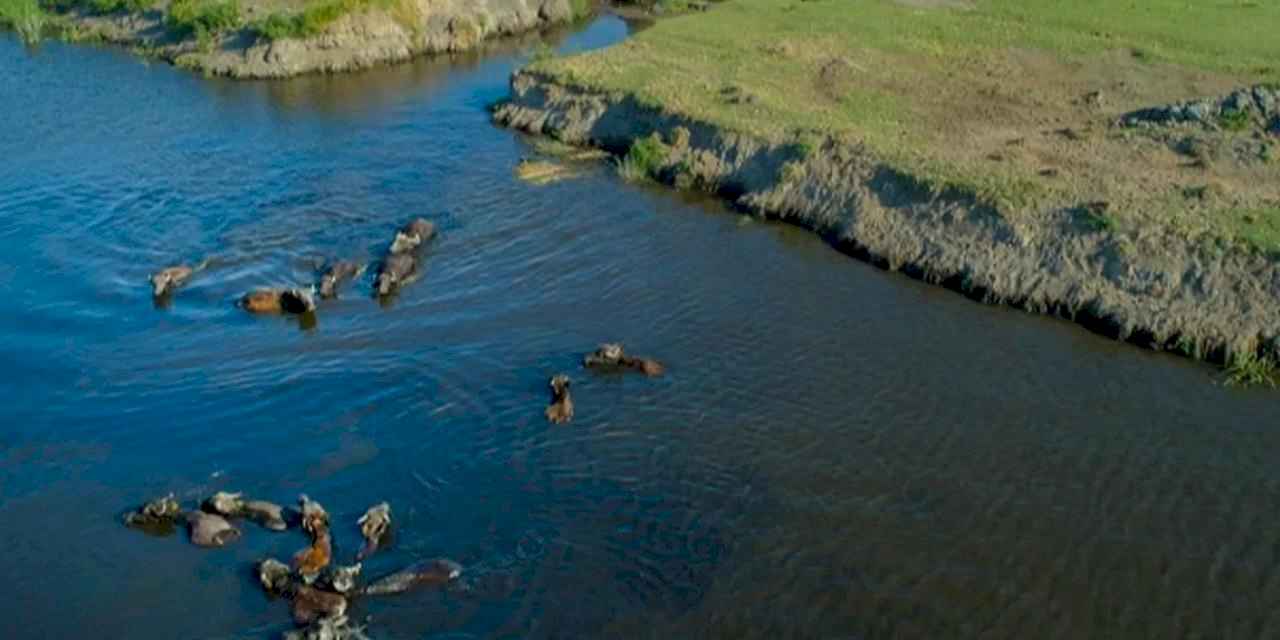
1, 19, 1279, 640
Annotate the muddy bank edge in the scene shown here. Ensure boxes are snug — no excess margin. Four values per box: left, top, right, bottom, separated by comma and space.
495, 70, 1280, 368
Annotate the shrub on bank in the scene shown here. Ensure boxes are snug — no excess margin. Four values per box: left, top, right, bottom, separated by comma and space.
615, 134, 669, 181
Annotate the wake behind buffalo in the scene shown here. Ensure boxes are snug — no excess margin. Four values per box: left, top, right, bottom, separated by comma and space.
149, 216, 438, 315
132, 215, 666, 638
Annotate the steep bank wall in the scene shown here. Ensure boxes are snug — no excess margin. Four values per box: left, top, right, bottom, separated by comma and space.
495, 70, 1280, 365
60, 0, 575, 78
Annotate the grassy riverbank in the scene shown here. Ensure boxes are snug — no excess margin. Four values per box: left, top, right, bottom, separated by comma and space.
530, 0, 1280, 254
2, 0, 587, 76
497, 0, 1280, 383
0, 0, 411, 46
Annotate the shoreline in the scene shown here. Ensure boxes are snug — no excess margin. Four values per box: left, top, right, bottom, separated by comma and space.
494, 70, 1280, 375
17, 0, 584, 78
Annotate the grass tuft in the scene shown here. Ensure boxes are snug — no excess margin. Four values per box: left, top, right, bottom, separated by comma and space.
41, 0, 152, 15
252, 11, 298, 39
1224, 206, 1280, 257
1, 0, 48, 43
619, 0, 697, 13
1174, 335, 1201, 359
385, 0, 419, 32
529, 42, 555, 63
779, 160, 806, 183
1082, 210, 1115, 232
1224, 351, 1279, 388
88, 0, 151, 13
167, 0, 240, 43
615, 155, 651, 181
615, 133, 669, 181
1218, 109, 1252, 131
568, 0, 591, 20
252, 0, 395, 41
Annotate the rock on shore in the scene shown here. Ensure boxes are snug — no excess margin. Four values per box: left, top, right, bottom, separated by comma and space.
1121, 85, 1280, 131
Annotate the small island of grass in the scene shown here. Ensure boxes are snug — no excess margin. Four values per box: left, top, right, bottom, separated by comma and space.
1, 0, 592, 77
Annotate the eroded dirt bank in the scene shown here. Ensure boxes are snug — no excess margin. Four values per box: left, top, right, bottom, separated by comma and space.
494, 70, 1280, 366
64, 0, 576, 78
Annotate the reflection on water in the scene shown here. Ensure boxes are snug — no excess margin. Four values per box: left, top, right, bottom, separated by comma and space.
2, 17, 1280, 640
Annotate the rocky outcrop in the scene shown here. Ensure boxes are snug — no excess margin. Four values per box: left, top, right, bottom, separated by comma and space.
495, 71, 1280, 365
58, 0, 578, 79
1120, 84, 1280, 131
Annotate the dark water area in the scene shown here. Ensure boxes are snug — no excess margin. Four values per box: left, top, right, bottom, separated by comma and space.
2, 19, 1280, 640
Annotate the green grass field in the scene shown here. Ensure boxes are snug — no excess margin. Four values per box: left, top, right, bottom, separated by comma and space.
538, 0, 1279, 142
533, 0, 1280, 251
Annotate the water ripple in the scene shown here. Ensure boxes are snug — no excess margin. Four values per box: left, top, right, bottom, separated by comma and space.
3, 20, 1280, 640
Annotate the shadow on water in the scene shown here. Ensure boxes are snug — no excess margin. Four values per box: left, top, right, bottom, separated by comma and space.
2, 14, 1280, 640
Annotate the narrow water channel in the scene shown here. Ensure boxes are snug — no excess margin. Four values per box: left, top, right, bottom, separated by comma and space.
1, 18, 1278, 639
